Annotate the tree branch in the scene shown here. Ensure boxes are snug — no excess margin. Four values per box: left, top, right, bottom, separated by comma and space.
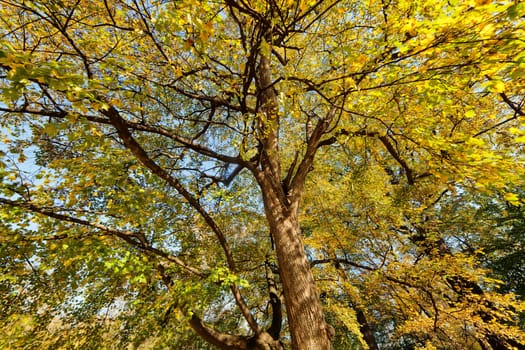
103, 105, 260, 333
189, 314, 250, 350
319, 128, 415, 185
0, 105, 246, 167
0, 197, 203, 276
377, 135, 414, 185
265, 259, 282, 339
499, 92, 524, 116
288, 105, 337, 208
331, 259, 380, 350
256, 53, 281, 184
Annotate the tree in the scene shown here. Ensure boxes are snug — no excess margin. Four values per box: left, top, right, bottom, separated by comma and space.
467, 189, 525, 327
0, 0, 524, 349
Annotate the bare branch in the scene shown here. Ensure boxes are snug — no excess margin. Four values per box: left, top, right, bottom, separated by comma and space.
499, 92, 525, 116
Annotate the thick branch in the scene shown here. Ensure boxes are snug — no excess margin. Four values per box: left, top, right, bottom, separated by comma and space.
105, 107, 234, 265
250, 52, 291, 215
288, 105, 337, 207
188, 314, 283, 350
256, 54, 281, 185
377, 135, 414, 185
332, 260, 380, 350
158, 268, 265, 350
0, 105, 246, 167
103, 105, 260, 333
189, 314, 250, 350
355, 309, 380, 350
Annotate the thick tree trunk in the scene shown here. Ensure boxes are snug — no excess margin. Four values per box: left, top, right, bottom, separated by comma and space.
261, 186, 333, 350
254, 47, 332, 349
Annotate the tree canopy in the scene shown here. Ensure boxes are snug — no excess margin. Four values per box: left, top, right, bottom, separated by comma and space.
1, 0, 524, 349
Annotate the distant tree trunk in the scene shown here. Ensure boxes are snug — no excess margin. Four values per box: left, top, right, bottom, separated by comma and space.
356, 309, 380, 350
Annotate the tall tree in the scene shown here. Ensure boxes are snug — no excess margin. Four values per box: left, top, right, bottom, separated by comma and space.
1, 0, 524, 349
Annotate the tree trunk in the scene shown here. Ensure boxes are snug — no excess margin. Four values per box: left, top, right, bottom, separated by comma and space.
356, 309, 380, 350
261, 185, 333, 350
254, 45, 332, 349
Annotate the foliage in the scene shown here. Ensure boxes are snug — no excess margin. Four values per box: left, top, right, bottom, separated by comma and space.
0, 0, 524, 349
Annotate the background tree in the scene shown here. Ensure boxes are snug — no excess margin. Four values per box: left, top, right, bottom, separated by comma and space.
1, 0, 524, 349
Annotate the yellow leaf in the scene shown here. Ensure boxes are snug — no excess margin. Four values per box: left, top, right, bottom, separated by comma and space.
503, 192, 519, 204
465, 137, 484, 146
509, 127, 523, 135
465, 109, 476, 118
492, 80, 505, 93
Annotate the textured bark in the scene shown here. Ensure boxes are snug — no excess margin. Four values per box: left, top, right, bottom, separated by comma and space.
270, 212, 332, 350
253, 46, 333, 349
259, 181, 333, 350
